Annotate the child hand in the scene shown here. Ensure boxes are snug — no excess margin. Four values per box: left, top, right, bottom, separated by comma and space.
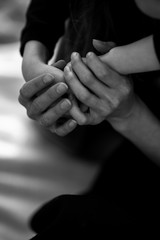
93, 39, 116, 54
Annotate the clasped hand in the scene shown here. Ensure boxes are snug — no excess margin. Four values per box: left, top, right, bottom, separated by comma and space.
64, 52, 135, 127
19, 51, 135, 136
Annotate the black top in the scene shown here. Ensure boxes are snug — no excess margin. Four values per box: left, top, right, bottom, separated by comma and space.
20, 0, 160, 61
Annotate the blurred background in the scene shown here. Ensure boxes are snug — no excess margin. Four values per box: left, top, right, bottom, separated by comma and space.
0, 1, 99, 239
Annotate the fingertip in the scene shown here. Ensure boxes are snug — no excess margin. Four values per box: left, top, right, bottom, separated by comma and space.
71, 52, 79, 59
54, 119, 77, 136
86, 52, 94, 58
68, 119, 77, 128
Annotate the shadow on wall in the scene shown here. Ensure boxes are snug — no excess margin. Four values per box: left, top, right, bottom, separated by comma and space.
0, 0, 30, 43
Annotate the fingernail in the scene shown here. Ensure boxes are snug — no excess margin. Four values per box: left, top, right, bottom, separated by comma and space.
56, 83, 68, 94
43, 74, 54, 83
86, 52, 94, 58
72, 52, 79, 58
69, 120, 77, 128
61, 99, 71, 109
65, 65, 71, 72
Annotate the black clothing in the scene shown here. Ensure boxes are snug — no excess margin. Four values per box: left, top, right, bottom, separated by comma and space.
20, 0, 160, 61
20, 0, 160, 237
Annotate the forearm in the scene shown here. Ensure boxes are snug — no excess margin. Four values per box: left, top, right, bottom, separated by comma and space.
110, 97, 160, 165
22, 40, 50, 81
100, 35, 160, 74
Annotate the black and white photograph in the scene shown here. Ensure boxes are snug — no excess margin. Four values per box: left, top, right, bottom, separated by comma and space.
0, 0, 160, 239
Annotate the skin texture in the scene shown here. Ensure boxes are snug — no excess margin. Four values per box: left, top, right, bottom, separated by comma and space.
19, 40, 160, 163
19, 40, 116, 136
64, 52, 135, 126
18, 73, 78, 136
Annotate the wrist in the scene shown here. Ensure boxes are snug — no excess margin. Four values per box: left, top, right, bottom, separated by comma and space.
100, 46, 123, 74
108, 96, 142, 133
22, 41, 49, 81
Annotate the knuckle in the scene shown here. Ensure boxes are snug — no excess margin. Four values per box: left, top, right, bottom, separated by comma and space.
49, 127, 56, 134
34, 79, 42, 89
39, 115, 51, 127
47, 87, 56, 100
99, 70, 108, 80
31, 99, 42, 113
27, 108, 34, 119
19, 83, 28, 98
84, 72, 92, 85
112, 97, 120, 108
122, 85, 131, 96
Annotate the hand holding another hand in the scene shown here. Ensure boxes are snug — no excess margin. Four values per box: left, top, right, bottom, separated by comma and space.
64, 51, 136, 130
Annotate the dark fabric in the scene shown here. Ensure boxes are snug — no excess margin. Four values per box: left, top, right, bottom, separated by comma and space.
20, 0, 69, 59
29, 195, 136, 240
20, 0, 160, 60
29, 141, 160, 239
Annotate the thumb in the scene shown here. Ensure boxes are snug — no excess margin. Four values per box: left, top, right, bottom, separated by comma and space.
51, 60, 66, 70
93, 39, 116, 54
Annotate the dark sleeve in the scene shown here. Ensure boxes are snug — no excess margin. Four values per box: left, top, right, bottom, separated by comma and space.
20, 0, 70, 58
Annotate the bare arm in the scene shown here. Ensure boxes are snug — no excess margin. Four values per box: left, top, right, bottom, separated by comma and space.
109, 97, 160, 165
65, 52, 160, 165
22, 40, 64, 82
100, 35, 160, 74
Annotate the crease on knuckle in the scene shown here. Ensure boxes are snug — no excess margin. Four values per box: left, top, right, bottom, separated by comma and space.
99, 69, 108, 80
54, 104, 63, 116
47, 87, 56, 100
84, 73, 93, 85
120, 84, 131, 96
39, 115, 51, 127
31, 99, 42, 113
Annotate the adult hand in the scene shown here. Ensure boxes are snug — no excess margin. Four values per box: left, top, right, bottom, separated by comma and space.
18, 71, 77, 136
64, 52, 135, 129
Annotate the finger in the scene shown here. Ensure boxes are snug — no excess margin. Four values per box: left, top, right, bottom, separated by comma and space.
27, 82, 68, 117
37, 99, 72, 128
69, 94, 87, 125
71, 52, 108, 97
51, 60, 66, 70
51, 119, 77, 136
93, 39, 116, 54
20, 74, 55, 99
86, 52, 118, 87
18, 93, 29, 107
64, 64, 99, 110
